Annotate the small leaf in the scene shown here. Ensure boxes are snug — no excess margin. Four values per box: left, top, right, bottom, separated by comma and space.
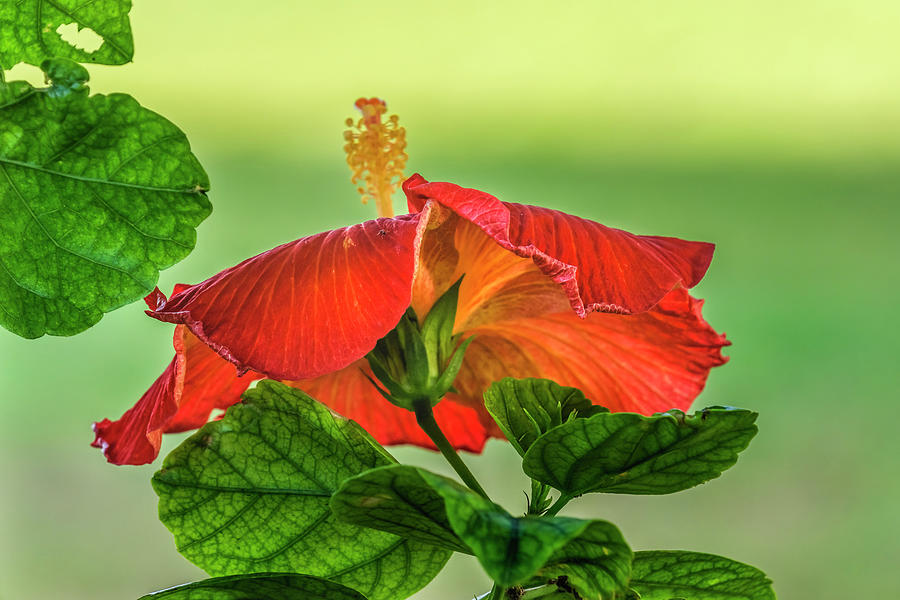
418, 471, 630, 593
630, 551, 775, 600
153, 381, 449, 600
0, 65, 210, 338
523, 407, 758, 496
41, 58, 89, 96
0, 0, 134, 68
484, 377, 608, 456
331, 464, 470, 553
139, 573, 369, 600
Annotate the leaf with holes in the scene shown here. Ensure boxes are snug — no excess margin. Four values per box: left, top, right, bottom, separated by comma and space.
152, 381, 450, 600
523, 407, 758, 497
484, 377, 608, 456
0, 0, 133, 68
331, 464, 470, 554
416, 471, 631, 595
139, 573, 369, 600
630, 551, 775, 600
0, 60, 210, 338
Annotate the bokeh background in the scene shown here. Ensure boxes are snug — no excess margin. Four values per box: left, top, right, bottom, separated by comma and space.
1, 1, 898, 598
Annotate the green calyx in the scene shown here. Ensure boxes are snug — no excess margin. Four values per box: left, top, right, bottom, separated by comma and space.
365, 278, 472, 410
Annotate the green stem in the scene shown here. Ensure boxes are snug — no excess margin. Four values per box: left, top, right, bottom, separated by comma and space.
413, 398, 490, 499
487, 583, 507, 600
543, 493, 574, 517
521, 583, 565, 598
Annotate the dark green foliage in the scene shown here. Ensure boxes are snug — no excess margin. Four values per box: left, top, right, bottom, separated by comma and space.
152, 382, 450, 600
630, 551, 776, 599
331, 464, 470, 553
484, 377, 608, 456
139, 573, 368, 600
0, 0, 134, 68
523, 407, 758, 496
0, 61, 210, 338
538, 521, 634, 599
335, 463, 632, 597
421, 470, 584, 586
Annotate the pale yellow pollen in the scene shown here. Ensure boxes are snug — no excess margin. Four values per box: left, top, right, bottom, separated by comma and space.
343, 97, 407, 218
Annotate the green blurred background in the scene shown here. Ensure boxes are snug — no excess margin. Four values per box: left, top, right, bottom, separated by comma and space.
1, 1, 898, 598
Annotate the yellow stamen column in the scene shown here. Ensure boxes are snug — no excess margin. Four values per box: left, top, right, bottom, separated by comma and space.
343, 97, 408, 218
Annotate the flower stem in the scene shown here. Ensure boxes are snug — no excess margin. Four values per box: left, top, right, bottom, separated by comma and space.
487, 583, 506, 600
413, 398, 490, 499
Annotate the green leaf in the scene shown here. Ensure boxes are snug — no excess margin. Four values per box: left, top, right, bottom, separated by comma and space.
419, 470, 580, 586
540, 521, 633, 600
484, 377, 608, 456
0, 63, 210, 338
523, 407, 758, 496
630, 551, 775, 600
418, 471, 630, 593
152, 381, 450, 600
41, 58, 89, 96
331, 464, 471, 554
335, 464, 631, 597
0, 0, 134, 69
139, 573, 368, 600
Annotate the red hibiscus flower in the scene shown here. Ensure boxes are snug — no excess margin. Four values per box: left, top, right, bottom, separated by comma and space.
92, 174, 729, 465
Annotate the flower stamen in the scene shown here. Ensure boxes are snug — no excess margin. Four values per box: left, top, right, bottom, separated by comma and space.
343, 97, 407, 218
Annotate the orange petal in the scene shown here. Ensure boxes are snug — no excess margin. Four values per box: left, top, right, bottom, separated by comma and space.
450, 217, 571, 331
409, 207, 572, 331
405, 175, 714, 316
148, 214, 425, 381
91, 325, 261, 465
165, 327, 263, 432
456, 287, 729, 415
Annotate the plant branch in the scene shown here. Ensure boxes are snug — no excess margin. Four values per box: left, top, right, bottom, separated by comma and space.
543, 493, 574, 517
413, 398, 490, 499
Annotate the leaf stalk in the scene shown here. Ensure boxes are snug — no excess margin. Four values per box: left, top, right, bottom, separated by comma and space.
542, 493, 574, 517
413, 398, 490, 499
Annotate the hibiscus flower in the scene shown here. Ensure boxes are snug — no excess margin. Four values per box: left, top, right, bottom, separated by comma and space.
92, 173, 729, 465
93, 99, 729, 466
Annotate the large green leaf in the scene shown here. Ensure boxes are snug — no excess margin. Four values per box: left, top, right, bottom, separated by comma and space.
331, 464, 470, 553
523, 407, 758, 497
139, 573, 368, 600
419, 471, 631, 594
0, 60, 210, 338
630, 551, 775, 600
152, 381, 450, 600
0, 0, 133, 68
484, 377, 608, 456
